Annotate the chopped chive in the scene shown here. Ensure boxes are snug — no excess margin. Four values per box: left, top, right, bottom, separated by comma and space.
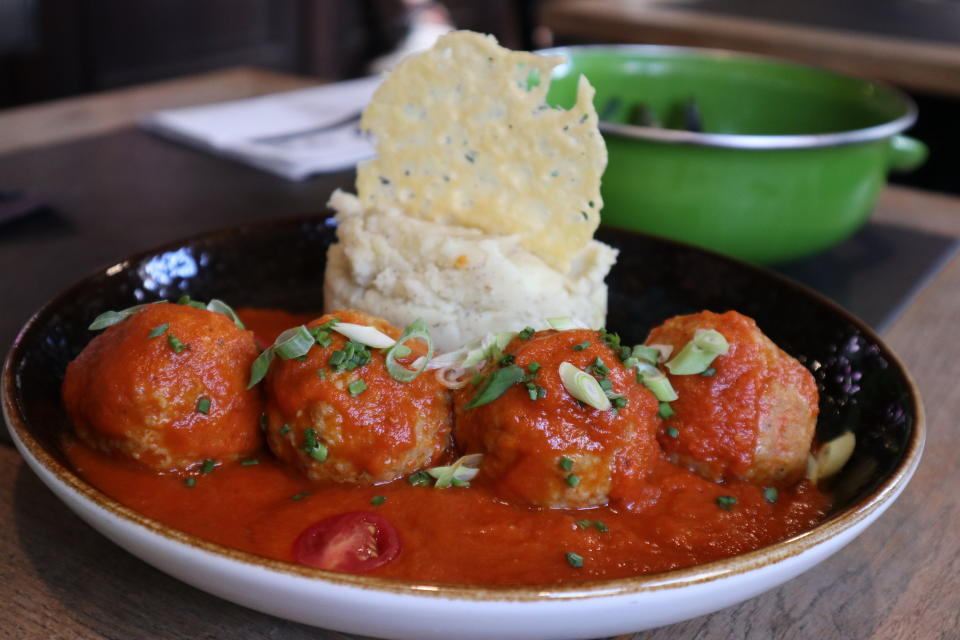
572, 341, 591, 351
575, 519, 591, 529
716, 495, 737, 511
499, 354, 516, 366
301, 428, 328, 462
196, 397, 211, 415
611, 396, 628, 409
518, 326, 535, 339
594, 521, 609, 532
527, 361, 541, 373
240, 458, 259, 466
148, 323, 169, 339
566, 473, 580, 487
659, 403, 676, 419
348, 379, 367, 397
559, 457, 574, 471
566, 552, 584, 568
290, 491, 310, 502
316, 369, 326, 380
587, 357, 610, 377
598, 378, 613, 391
184, 477, 196, 488
701, 367, 717, 377
370, 495, 386, 506
167, 333, 187, 354
408, 470, 432, 486
667, 426, 680, 438
201, 459, 216, 474
764, 487, 779, 503
279, 424, 291, 435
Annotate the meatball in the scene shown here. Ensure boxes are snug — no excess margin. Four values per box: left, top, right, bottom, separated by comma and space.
62, 302, 263, 471
646, 310, 818, 485
453, 329, 662, 509
265, 309, 452, 485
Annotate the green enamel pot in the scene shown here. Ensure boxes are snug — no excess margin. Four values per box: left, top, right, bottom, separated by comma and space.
544, 45, 927, 264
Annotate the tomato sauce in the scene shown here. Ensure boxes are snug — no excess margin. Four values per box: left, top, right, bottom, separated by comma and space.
61, 309, 830, 585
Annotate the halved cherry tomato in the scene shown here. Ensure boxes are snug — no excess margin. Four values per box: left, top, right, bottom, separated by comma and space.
293, 511, 401, 573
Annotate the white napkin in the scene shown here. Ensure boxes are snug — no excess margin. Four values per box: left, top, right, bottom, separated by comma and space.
140, 76, 382, 181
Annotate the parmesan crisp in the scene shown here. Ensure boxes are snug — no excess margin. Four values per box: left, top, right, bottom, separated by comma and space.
356, 31, 606, 272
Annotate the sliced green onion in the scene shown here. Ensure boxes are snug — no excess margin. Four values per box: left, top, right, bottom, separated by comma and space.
527, 361, 541, 373
385, 319, 434, 382
575, 520, 591, 529
348, 379, 367, 397
465, 365, 526, 409
700, 367, 717, 377
200, 459, 216, 474
631, 344, 661, 365
559, 362, 611, 410
205, 299, 246, 329
659, 403, 676, 419
763, 487, 779, 503
559, 457, 574, 471
572, 341, 590, 351
594, 521, 609, 532
499, 354, 516, 366
240, 458, 259, 466
666, 329, 729, 375
611, 396, 628, 409
427, 453, 482, 488
370, 495, 386, 506
332, 322, 396, 348
547, 317, 587, 331
666, 426, 680, 438
279, 424, 291, 435
518, 326, 535, 339
565, 552, 584, 568
88, 304, 153, 330
290, 491, 310, 502
586, 357, 610, 378
565, 473, 580, 487
167, 333, 187, 354
715, 495, 737, 511
274, 325, 316, 360
247, 348, 276, 389
147, 323, 169, 339
184, 477, 196, 488
647, 343, 674, 362
636, 365, 678, 402
196, 397, 211, 415
177, 295, 207, 310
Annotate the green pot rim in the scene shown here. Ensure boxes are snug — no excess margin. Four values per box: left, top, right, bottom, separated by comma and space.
539, 44, 918, 150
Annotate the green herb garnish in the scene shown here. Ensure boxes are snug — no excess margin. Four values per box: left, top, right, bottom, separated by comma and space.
573, 341, 590, 351
184, 477, 196, 488
370, 495, 386, 506
196, 397, 211, 415
201, 459, 216, 474
167, 333, 187, 354
559, 457, 574, 471
348, 379, 367, 397
716, 495, 737, 511
764, 487, 779, 504
279, 424, 291, 435
240, 459, 259, 466
667, 426, 680, 438
408, 471, 431, 486
465, 365, 526, 409
518, 326, 535, 339
148, 323, 169, 339
566, 474, 580, 488
301, 428, 328, 462
290, 491, 310, 502
565, 552, 584, 568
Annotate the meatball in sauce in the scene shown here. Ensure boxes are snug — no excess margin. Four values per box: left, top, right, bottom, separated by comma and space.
454, 329, 662, 509
265, 309, 452, 485
647, 310, 819, 485
62, 302, 263, 471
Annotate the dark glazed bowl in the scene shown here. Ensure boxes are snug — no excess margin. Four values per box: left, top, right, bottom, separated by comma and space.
2, 216, 924, 639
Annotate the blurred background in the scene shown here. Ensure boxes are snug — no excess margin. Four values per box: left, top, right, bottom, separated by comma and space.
1, 0, 958, 195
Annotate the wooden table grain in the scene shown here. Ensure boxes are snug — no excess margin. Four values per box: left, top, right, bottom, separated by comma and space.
2, 69, 959, 640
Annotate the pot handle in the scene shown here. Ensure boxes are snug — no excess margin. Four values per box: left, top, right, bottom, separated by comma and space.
886, 135, 928, 173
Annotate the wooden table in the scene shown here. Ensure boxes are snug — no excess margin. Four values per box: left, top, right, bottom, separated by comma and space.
541, 0, 960, 97
2, 69, 959, 640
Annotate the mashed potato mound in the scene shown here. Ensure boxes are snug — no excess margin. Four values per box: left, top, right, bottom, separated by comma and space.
323, 190, 618, 351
